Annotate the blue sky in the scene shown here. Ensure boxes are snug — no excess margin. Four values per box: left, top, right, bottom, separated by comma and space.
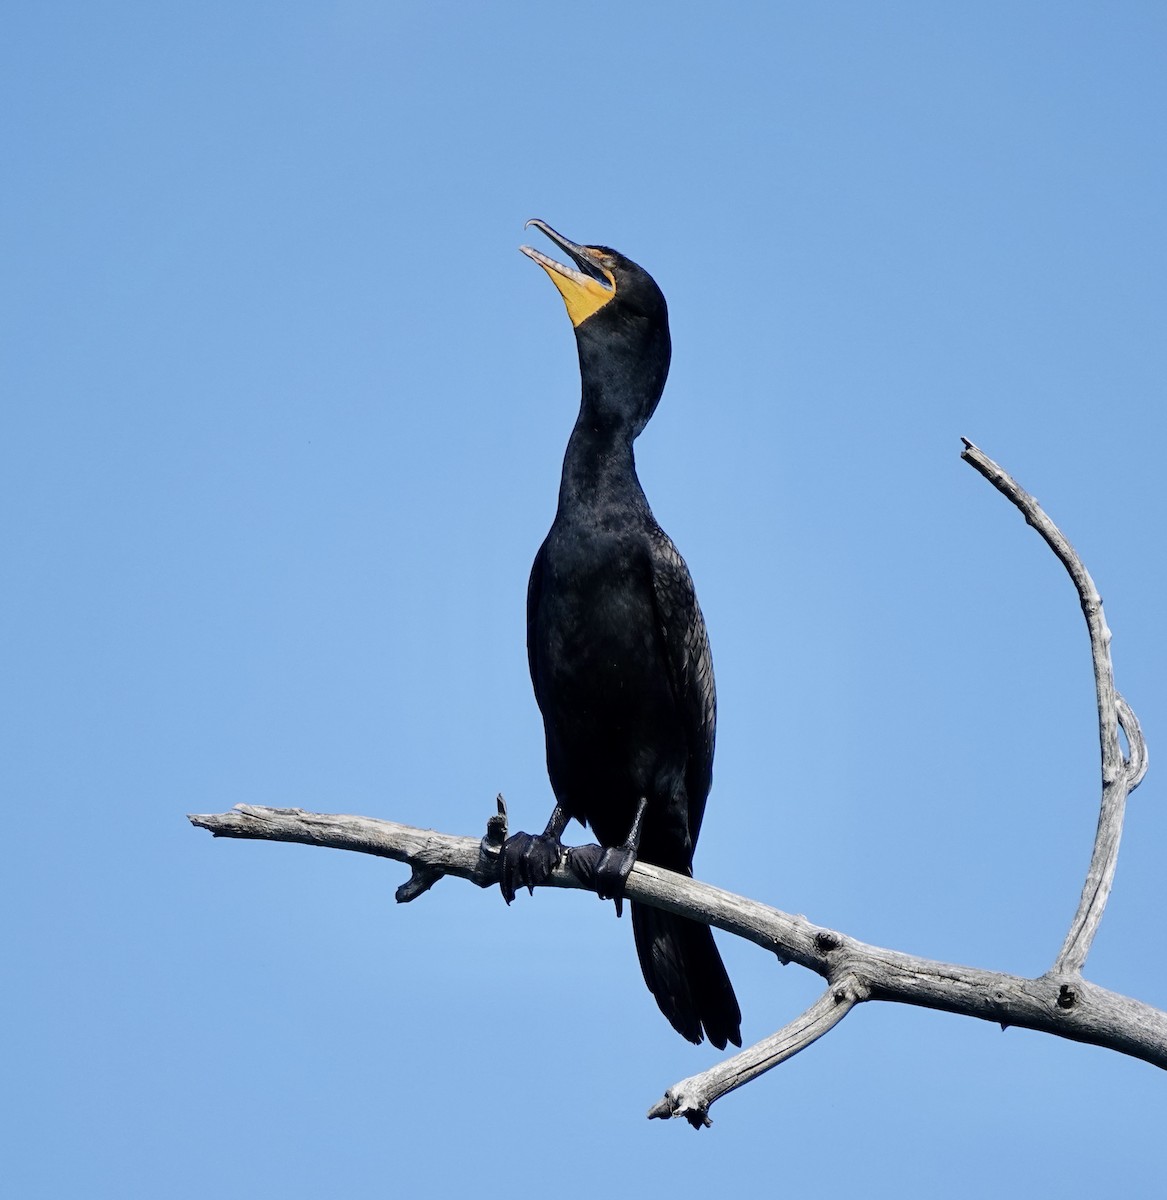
4, 3, 1166, 1195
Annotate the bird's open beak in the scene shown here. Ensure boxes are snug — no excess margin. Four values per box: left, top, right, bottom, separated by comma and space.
520, 219, 616, 328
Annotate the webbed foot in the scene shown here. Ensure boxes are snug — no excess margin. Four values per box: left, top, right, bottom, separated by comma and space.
568, 843, 637, 917
499, 831, 564, 904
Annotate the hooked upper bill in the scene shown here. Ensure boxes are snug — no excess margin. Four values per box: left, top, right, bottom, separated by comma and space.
520, 219, 616, 328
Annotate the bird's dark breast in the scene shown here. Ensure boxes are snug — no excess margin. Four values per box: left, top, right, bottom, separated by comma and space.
531, 526, 687, 851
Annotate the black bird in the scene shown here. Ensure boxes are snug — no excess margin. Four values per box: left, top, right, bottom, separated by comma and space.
501, 219, 742, 1050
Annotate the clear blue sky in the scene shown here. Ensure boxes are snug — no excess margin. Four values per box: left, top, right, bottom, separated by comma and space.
4, 3, 1166, 1195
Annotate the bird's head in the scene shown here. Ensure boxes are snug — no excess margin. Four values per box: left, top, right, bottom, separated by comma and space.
521, 219, 671, 436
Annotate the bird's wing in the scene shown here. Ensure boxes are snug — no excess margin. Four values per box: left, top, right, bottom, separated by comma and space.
648, 525, 717, 839
526, 539, 547, 708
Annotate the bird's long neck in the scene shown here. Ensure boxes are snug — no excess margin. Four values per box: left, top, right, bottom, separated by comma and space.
556, 415, 646, 518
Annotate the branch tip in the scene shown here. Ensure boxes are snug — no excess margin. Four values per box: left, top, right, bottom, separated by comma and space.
647, 1094, 711, 1129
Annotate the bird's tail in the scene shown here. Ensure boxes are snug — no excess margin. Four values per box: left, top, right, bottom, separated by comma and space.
631, 901, 742, 1049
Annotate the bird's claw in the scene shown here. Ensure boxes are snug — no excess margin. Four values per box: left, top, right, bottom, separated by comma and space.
499, 831, 564, 904
568, 843, 637, 917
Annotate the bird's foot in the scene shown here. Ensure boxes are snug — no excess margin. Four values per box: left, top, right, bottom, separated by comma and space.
499, 831, 564, 904
568, 843, 637, 917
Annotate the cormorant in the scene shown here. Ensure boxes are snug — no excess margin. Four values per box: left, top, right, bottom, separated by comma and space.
501, 219, 742, 1050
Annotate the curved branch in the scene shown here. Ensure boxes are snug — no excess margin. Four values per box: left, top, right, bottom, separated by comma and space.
1118, 695, 1149, 791
960, 439, 1149, 975
647, 975, 867, 1127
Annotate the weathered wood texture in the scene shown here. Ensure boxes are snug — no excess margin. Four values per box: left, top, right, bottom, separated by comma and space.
189, 798, 1165, 1126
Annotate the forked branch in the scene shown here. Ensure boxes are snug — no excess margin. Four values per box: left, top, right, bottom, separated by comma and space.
190, 442, 1156, 1127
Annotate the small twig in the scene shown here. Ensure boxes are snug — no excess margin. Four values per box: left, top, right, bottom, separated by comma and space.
960, 439, 1148, 975
1118, 695, 1149, 790
648, 975, 867, 1127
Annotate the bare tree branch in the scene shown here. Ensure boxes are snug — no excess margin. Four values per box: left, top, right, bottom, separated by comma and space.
647, 976, 867, 1127
188, 804, 1167, 1077
960, 439, 1148, 975
189, 442, 1160, 1126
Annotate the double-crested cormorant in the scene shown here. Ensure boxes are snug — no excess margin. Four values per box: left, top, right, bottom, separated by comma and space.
501, 219, 742, 1050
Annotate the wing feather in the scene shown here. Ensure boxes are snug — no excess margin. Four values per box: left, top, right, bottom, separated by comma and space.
647, 526, 716, 840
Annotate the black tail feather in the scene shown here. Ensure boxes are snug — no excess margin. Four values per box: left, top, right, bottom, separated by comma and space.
631, 901, 742, 1049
